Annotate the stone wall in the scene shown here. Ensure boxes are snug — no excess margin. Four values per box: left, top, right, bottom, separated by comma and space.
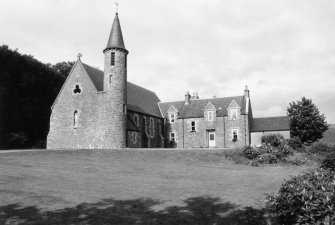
127, 111, 164, 148
47, 61, 103, 149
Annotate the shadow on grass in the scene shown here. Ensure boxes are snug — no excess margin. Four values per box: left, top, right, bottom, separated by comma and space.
0, 196, 268, 225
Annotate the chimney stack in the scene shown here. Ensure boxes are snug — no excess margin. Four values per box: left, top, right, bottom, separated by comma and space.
244, 85, 249, 98
190, 92, 199, 100
185, 91, 191, 105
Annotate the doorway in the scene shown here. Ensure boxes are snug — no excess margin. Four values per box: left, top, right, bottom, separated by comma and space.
208, 131, 216, 147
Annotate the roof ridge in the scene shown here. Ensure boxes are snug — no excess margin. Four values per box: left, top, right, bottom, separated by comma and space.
159, 95, 244, 104
254, 116, 288, 119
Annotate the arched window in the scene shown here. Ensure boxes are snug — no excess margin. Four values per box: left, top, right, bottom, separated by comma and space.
150, 118, 154, 137
133, 114, 139, 126
74, 110, 78, 128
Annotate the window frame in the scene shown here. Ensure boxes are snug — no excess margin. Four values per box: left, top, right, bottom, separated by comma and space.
170, 132, 175, 142
133, 132, 136, 143
169, 113, 175, 123
191, 121, 196, 132
111, 52, 115, 66
230, 108, 238, 120
149, 118, 154, 137
207, 110, 214, 121
232, 129, 238, 142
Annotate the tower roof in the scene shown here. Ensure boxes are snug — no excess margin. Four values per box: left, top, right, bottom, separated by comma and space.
105, 13, 126, 52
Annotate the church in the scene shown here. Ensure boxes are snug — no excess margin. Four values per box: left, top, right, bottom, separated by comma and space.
47, 13, 290, 149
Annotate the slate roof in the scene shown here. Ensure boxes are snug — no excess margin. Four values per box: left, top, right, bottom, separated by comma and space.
105, 13, 126, 51
158, 96, 246, 119
251, 116, 290, 132
82, 63, 162, 118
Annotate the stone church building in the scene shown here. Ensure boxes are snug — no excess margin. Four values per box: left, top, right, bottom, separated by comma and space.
47, 13, 290, 149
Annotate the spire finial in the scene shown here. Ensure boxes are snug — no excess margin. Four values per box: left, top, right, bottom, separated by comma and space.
77, 53, 82, 60
115, 2, 119, 14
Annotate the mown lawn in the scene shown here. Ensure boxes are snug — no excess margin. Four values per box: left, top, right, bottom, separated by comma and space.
0, 149, 313, 224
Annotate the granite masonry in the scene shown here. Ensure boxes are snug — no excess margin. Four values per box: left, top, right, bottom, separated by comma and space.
47, 12, 290, 149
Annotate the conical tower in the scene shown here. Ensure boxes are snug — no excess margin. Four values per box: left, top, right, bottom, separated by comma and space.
103, 12, 128, 148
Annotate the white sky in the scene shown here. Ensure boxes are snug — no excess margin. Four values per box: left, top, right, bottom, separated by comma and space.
1, 0, 334, 123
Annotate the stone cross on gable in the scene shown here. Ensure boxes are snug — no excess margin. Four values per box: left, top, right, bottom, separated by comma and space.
77, 53, 82, 60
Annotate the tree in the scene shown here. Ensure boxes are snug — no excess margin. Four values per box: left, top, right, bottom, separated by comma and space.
287, 97, 328, 143
0, 45, 66, 149
51, 61, 75, 77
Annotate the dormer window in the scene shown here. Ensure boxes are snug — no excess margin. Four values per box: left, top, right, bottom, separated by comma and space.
207, 111, 214, 121
230, 108, 238, 120
169, 113, 175, 123
111, 52, 115, 66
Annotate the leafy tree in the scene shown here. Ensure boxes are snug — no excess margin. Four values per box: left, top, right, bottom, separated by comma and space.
287, 97, 328, 143
51, 61, 75, 77
0, 45, 66, 149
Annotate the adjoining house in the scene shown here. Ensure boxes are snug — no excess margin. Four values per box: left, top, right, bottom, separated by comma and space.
47, 12, 290, 149
250, 117, 290, 146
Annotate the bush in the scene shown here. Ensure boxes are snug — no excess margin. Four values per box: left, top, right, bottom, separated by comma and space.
242, 146, 260, 160
266, 168, 335, 224
261, 134, 283, 147
288, 136, 304, 151
321, 153, 335, 171
308, 142, 335, 156
257, 153, 278, 164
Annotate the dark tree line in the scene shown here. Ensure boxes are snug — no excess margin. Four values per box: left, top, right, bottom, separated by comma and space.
0, 45, 73, 149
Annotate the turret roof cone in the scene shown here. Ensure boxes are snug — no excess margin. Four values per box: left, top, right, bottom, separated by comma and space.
105, 13, 126, 51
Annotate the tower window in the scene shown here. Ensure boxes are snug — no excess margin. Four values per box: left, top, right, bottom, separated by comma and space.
111, 52, 115, 66
125, 55, 127, 68
74, 110, 78, 128
191, 121, 196, 132
110, 75, 113, 83
123, 104, 126, 114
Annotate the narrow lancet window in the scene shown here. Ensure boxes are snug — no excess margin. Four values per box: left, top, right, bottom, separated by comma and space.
74, 110, 78, 128
111, 52, 115, 66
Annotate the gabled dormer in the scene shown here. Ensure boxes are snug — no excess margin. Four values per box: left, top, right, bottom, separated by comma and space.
227, 100, 241, 120
167, 105, 178, 123
204, 101, 216, 121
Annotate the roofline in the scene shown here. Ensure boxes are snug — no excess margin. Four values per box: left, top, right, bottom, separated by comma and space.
251, 129, 291, 132
51, 59, 79, 110
51, 59, 99, 110
157, 102, 164, 118
82, 63, 103, 91
253, 116, 289, 119
127, 108, 163, 119
103, 47, 128, 54
158, 95, 245, 105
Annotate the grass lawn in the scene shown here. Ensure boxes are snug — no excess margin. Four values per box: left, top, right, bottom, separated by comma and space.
0, 149, 313, 224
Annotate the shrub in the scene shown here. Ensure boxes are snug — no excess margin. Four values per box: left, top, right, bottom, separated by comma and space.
242, 146, 259, 160
309, 142, 335, 156
321, 153, 335, 171
257, 153, 278, 164
261, 134, 283, 147
266, 168, 335, 224
288, 136, 304, 151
